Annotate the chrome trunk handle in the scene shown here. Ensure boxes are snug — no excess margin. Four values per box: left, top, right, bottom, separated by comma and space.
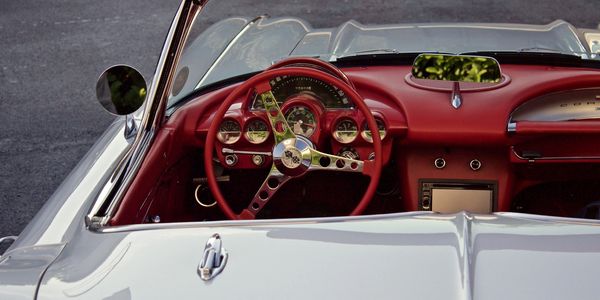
198, 233, 228, 281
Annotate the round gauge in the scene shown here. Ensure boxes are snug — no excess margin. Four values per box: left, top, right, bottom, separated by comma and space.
285, 106, 317, 137
244, 119, 270, 144
217, 119, 241, 144
252, 76, 352, 109
361, 119, 387, 143
337, 147, 360, 160
333, 119, 358, 144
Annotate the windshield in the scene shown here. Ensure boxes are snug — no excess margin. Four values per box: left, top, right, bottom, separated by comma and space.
167, 0, 600, 106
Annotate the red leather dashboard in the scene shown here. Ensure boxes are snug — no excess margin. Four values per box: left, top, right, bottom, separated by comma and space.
110, 64, 600, 225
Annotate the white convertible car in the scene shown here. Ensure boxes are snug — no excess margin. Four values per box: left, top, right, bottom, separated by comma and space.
3, 0, 600, 299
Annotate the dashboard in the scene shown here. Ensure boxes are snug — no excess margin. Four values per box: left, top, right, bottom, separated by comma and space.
211, 63, 600, 214
109, 60, 600, 225
203, 64, 600, 215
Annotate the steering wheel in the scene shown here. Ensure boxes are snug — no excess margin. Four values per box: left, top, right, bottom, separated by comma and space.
204, 66, 383, 220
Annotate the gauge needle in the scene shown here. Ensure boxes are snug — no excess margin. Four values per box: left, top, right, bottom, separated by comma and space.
289, 120, 316, 128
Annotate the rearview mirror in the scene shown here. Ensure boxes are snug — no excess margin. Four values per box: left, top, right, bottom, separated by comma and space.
411, 54, 501, 83
96, 65, 147, 115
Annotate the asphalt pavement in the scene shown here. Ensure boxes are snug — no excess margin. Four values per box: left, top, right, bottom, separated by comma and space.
0, 0, 599, 241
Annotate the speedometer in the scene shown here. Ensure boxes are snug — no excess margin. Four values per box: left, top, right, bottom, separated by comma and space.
285, 105, 316, 137
252, 76, 352, 109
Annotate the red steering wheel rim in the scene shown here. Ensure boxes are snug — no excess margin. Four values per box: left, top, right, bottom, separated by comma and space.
204, 66, 383, 220
267, 57, 356, 89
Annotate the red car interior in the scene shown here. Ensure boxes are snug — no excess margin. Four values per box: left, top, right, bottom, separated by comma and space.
109, 60, 600, 225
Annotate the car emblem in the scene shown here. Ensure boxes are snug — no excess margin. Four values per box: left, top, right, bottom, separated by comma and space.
281, 147, 302, 169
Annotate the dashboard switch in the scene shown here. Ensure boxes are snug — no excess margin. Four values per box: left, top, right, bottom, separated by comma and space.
225, 154, 238, 166
422, 197, 431, 209
470, 159, 482, 171
252, 154, 264, 166
434, 158, 446, 169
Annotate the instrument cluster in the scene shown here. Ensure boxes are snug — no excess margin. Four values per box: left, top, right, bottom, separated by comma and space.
332, 117, 387, 144
214, 75, 391, 168
329, 115, 387, 160
216, 118, 270, 145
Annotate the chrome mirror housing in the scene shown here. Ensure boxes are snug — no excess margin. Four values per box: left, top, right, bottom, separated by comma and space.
411, 54, 502, 109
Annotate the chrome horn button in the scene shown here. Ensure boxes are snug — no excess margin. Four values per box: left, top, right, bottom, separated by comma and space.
281, 147, 303, 169
273, 137, 312, 176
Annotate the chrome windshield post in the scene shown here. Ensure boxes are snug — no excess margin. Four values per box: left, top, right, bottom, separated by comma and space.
87, 0, 210, 228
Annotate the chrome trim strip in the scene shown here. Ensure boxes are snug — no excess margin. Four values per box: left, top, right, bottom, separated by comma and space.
508, 87, 600, 124
93, 211, 435, 233
511, 147, 600, 161
89, 0, 208, 227
93, 210, 600, 234
222, 148, 272, 156
98, 131, 155, 226
507, 122, 517, 132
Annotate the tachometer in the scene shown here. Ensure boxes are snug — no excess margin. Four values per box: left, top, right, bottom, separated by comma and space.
217, 119, 241, 144
244, 119, 270, 144
333, 119, 358, 144
361, 119, 387, 143
285, 106, 316, 137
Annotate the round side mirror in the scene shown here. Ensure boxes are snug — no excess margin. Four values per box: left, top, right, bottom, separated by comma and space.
96, 65, 147, 115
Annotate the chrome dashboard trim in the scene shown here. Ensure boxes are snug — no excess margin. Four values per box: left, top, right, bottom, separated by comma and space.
511, 147, 600, 162
222, 148, 272, 156
508, 87, 600, 123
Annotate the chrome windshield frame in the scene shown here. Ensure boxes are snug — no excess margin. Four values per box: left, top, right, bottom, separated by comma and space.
86, 0, 209, 228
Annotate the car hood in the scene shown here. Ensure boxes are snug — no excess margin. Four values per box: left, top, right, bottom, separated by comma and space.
37, 212, 600, 299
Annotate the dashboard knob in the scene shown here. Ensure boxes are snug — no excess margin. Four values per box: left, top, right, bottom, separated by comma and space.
470, 159, 482, 171
368, 152, 375, 161
225, 154, 238, 166
252, 154, 264, 166
434, 158, 446, 169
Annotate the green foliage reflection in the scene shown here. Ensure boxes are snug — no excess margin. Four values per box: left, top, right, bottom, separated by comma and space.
412, 55, 501, 83
107, 67, 147, 115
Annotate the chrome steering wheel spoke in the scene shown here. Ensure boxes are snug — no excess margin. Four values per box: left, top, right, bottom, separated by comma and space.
240, 165, 292, 219
258, 89, 296, 144
308, 148, 374, 176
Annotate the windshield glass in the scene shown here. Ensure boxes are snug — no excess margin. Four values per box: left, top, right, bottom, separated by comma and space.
168, 0, 599, 106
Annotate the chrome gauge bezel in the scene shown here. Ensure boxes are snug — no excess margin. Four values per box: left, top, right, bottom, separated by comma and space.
244, 118, 270, 144
361, 118, 387, 143
333, 118, 359, 144
217, 119, 242, 145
